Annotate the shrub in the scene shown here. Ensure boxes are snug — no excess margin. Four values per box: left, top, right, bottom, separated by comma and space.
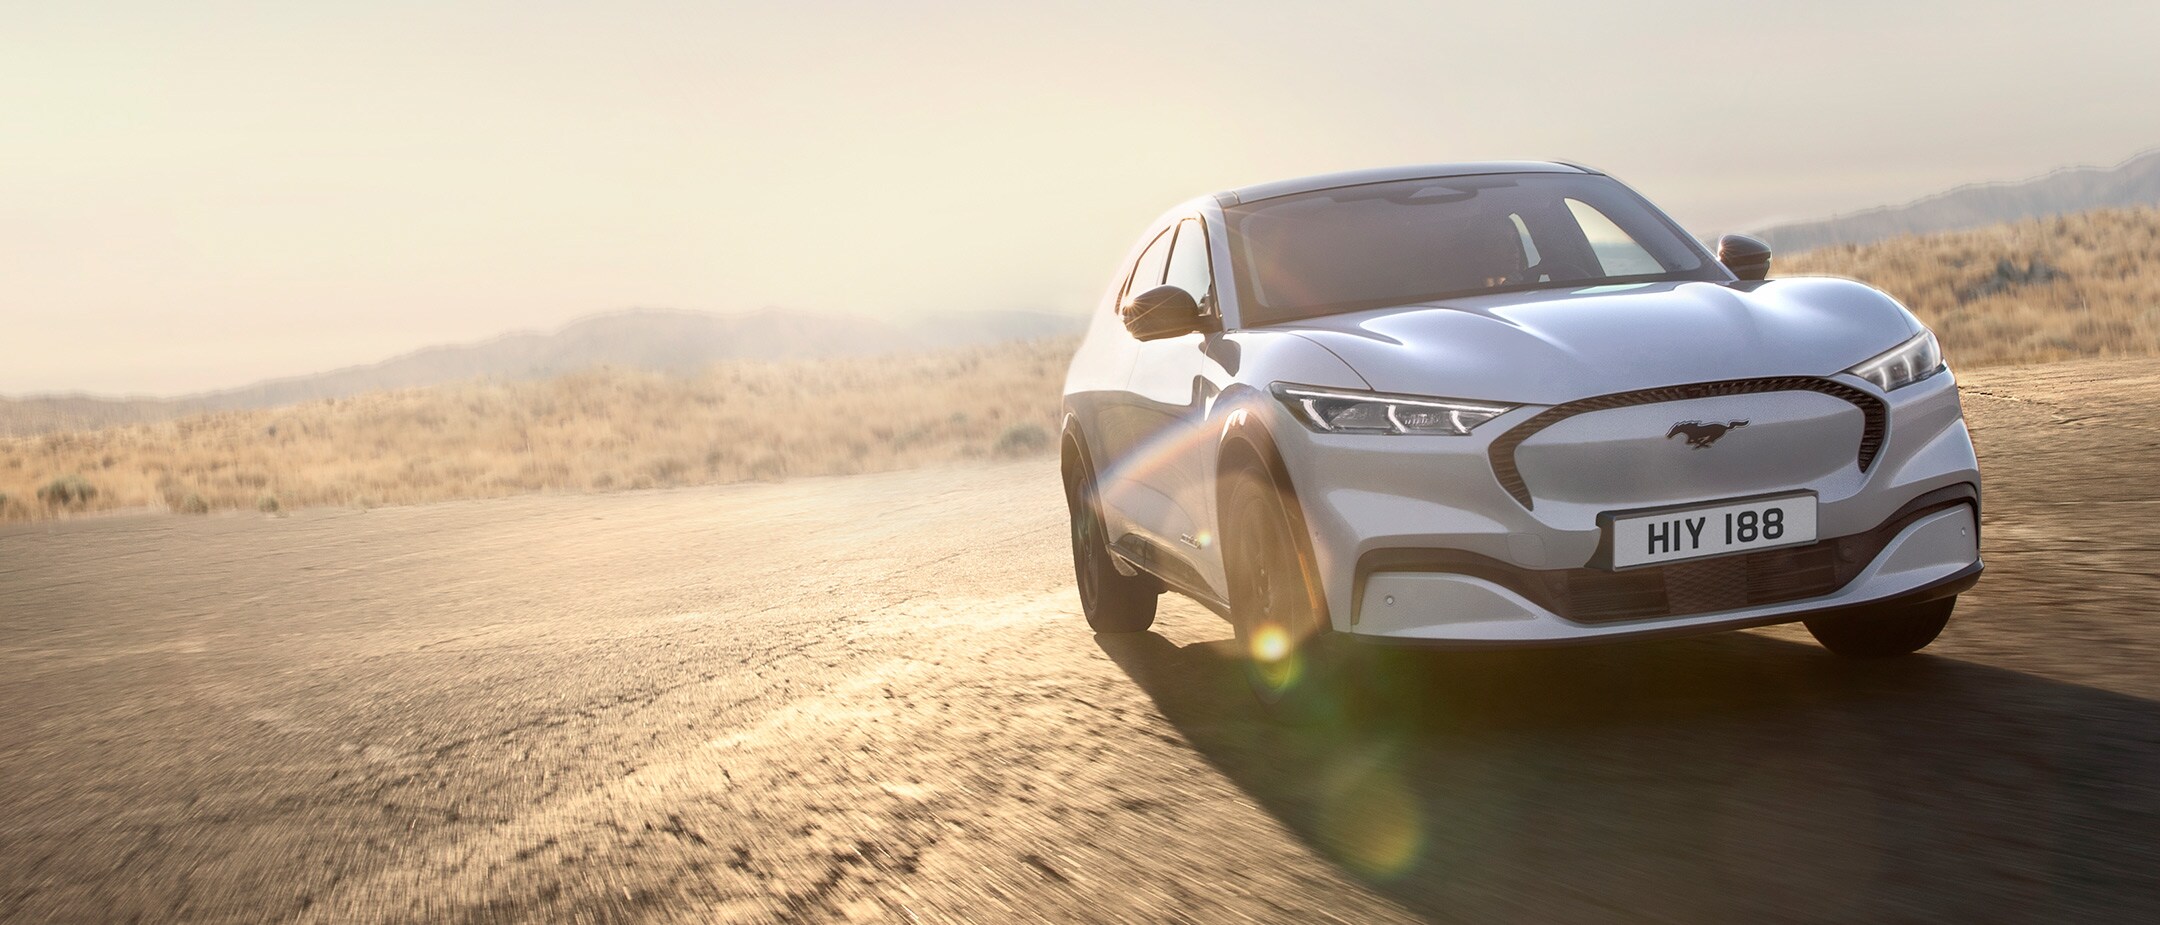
1, 336, 1079, 521
258, 495, 280, 513
993, 422, 1050, 457
1780, 204, 2160, 366
648, 457, 689, 483
37, 474, 97, 509
747, 453, 788, 482
178, 493, 210, 514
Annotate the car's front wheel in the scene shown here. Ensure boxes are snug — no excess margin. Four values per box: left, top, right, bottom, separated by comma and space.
1223, 467, 1351, 722
1804, 597, 1955, 657
1065, 459, 1158, 633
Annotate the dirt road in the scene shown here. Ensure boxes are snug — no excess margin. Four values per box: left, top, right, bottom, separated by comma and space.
5, 358, 2159, 924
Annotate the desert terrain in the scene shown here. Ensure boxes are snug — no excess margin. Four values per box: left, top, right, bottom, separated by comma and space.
1780, 204, 2160, 366
11, 204, 2160, 525
0, 339, 1071, 521
3, 356, 2157, 923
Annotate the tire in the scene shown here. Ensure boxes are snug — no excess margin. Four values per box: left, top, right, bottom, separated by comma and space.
1223, 466, 1349, 723
1065, 459, 1158, 633
1805, 597, 1955, 658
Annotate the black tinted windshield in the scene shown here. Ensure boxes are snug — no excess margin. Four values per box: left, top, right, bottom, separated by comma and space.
1224, 173, 1726, 325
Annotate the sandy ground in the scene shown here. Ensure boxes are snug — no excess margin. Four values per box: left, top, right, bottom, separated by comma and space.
3, 358, 2158, 924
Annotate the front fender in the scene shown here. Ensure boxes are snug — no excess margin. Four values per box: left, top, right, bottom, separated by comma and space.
1213, 403, 1333, 630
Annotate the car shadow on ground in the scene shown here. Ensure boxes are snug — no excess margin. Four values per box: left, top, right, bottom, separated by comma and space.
1096, 628, 2160, 924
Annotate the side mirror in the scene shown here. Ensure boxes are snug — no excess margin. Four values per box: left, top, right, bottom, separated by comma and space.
1120, 285, 1209, 341
1717, 234, 1773, 281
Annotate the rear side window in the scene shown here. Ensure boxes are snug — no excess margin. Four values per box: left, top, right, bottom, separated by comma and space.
1163, 218, 1214, 306
1122, 229, 1174, 305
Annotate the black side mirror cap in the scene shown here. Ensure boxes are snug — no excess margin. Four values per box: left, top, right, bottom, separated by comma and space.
1717, 234, 1773, 281
1120, 285, 1210, 341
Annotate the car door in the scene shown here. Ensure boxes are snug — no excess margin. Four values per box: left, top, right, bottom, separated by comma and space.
1120, 216, 1235, 596
1090, 224, 1177, 549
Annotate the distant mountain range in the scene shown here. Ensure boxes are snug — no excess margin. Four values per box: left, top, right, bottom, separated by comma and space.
0, 308, 1085, 436
16, 148, 2160, 436
1756, 148, 2160, 252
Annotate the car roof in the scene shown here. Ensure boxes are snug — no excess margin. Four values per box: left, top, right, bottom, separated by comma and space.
1213, 161, 1600, 207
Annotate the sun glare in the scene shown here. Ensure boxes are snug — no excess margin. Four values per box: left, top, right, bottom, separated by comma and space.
1251, 624, 1292, 663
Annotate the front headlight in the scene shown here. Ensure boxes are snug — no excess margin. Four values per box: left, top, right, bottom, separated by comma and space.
1846, 330, 1945, 392
1271, 383, 1515, 435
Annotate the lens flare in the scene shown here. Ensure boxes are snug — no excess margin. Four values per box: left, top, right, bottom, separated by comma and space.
1318, 758, 1424, 878
1093, 405, 1250, 514
1247, 624, 1306, 695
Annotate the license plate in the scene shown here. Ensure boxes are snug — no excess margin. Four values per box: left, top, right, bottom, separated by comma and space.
1607, 492, 1818, 569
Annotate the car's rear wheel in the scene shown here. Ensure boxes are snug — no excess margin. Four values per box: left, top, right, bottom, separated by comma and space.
1804, 597, 1955, 657
1066, 459, 1158, 633
1224, 467, 1352, 723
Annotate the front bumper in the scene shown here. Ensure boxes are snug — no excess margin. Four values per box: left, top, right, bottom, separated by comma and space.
1268, 368, 1982, 645
1350, 504, 1979, 647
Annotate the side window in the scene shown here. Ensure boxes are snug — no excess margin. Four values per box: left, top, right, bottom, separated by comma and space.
1564, 199, 1661, 277
1163, 218, 1214, 307
1121, 229, 1174, 305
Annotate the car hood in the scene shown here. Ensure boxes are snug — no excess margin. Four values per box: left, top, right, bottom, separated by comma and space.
1274, 278, 1922, 406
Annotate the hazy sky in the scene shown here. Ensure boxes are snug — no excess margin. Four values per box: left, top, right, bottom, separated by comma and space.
8, 0, 2160, 396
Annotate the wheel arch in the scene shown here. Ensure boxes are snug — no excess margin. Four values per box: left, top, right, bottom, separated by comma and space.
1216, 408, 1333, 630
1059, 411, 1090, 494
1061, 412, 1148, 582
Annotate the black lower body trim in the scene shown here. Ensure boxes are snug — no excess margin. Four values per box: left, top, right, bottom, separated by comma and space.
1346, 560, 1982, 652
1110, 534, 1231, 618
1352, 483, 1979, 625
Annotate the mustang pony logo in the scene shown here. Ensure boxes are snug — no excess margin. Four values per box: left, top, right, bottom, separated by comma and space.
1667, 419, 1749, 449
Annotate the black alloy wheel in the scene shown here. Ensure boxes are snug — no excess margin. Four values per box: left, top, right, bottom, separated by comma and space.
1066, 460, 1158, 633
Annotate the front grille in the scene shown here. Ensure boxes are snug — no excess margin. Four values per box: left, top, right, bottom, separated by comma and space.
1747, 541, 1842, 601
1350, 485, 1978, 626
1664, 556, 1751, 614
1551, 538, 1856, 624
1487, 377, 1888, 509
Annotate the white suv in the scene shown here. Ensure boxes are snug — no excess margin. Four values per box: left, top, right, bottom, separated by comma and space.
1060, 162, 1981, 707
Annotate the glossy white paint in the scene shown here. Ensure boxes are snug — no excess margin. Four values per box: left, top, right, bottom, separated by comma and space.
1063, 163, 1982, 645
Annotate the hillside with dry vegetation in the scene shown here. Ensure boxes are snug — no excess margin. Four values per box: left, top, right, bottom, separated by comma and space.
2, 339, 1074, 521
1781, 204, 2160, 366
9, 204, 2160, 522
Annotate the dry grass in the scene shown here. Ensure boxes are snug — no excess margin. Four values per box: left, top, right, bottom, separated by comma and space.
1, 338, 1075, 522
1780, 204, 2160, 367
10, 205, 2158, 522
